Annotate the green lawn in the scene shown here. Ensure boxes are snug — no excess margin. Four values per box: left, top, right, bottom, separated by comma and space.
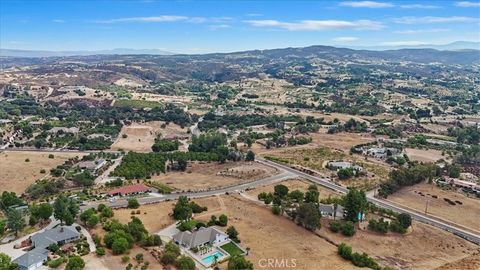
220, 242, 244, 256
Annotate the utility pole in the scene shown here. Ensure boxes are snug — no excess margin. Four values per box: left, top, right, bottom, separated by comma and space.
424, 198, 429, 215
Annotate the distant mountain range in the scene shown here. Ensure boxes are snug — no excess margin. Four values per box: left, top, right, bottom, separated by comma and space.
0, 48, 175, 58
1, 41, 479, 58
346, 41, 480, 51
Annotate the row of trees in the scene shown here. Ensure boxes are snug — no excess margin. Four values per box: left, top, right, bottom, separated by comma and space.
378, 163, 440, 198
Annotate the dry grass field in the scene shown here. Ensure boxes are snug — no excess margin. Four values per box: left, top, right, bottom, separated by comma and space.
318, 219, 479, 270
404, 148, 448, 163
205, 195, 358, 270
111, 121, 188, 152
436, 253, 480, 270
151, 161, 278, 192
387, 182, 480, 232
260, 147, 391, 189
0, 151, 84, 193
83, 247, 161, 270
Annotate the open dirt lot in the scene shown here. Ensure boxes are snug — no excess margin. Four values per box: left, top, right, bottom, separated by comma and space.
387, 182, 480, 232
436, 253, 480, 270
404, 148, 448, 163
111, 121, 188, 152
151, 161, 278, 192
0, 151, 84, 194
82, 246, 161, 270
318, 218, 479, 270
203, 195, 357, 270
112, 196, 223, 233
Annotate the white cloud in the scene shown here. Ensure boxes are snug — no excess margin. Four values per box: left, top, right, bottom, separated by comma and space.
209, 24, 231, 30
394, 28, 450, 34
333, 36, 359, 42
245, 19, 384, 31
394, 16, 479, 24
399, 4, 440, 9
339, 1, 394, 8
455, 1, 480, 7
382, 41, 429, 46
52, 19, 66, 23
92, 15, 190, 24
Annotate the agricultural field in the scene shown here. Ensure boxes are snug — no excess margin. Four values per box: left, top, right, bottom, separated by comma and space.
151, 161, 278, 192
0, 150, 85, 194
386, 182, 480, 232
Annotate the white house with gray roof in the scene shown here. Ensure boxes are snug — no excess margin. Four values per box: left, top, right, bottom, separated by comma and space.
173, 226, 229, 249
13, 226, 80, 270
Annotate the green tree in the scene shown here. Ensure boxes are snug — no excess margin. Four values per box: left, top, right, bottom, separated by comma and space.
80, 209, 95, 225
304, 185, 319, 203
288, 190, 304, 202
227, 255, 253, 270
341, 221, 356, 236
87, 214, 100, 228
245, 150, 255, 161
53, 195, 79, 226
7, 209, 24, 236
65, 256, 85, 270
226, 226, 239, 242
344, 188, 367, 222
271, 204, 281, 215
31, 203, 53, 220
295, 203, 320, 231
0, 252, 19, 270
173, 196, 192, 220
397, 213, 412, 229
273, 184, 289, 198
218, 214, 228, 226
127, 198, 140, 209
175, 256, 195, 270
112, 238, 130, 255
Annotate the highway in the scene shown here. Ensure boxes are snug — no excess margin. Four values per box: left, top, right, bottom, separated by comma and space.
257, 157, 480, 245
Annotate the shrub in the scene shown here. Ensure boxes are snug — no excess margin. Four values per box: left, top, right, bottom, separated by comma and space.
112, 238, 129, 254
271, 204, 281, 215
96, 247, 106, 256
48, 257, 64, 268
341, 221, 355, 236
397, 213, 412, 229
121, 255, 130, 263
128, 198, 140, 209
135, 253, 144, 262
329, 221, 341, 233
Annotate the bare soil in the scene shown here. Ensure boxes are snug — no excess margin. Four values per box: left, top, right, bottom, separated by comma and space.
0, 151, 85, 194
111, 121, 188, 152
387, 182, 480, 232
151, 161, 278, 192
404, 148, 448, 163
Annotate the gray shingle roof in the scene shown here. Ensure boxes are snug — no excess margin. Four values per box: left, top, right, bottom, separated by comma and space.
31, 225, 80, 249
173, 226, 227, 249
13, 250, 47, 268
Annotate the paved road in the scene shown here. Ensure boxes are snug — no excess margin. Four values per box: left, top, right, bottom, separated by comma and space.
257, 157, 480, 245
82, 170, 295, 210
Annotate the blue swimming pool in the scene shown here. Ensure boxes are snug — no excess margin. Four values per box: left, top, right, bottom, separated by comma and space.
202, 251, 224, 265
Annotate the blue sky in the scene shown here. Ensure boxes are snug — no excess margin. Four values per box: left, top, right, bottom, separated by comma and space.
1, 0, 479, 53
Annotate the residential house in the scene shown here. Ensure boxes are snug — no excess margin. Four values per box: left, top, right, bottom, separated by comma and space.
173, 226, 229, 249
328, 161, 363, 172
319, 203, 345, 220
13, 226, 80, 270
76, 159, 106, 172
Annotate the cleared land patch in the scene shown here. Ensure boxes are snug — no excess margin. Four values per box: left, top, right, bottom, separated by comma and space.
151, 161, 278, 192
0, 151, 85, 194
387, 182, 480, 232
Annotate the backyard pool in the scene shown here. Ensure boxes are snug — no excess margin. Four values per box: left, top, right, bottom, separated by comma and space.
202, 251, 225, 265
